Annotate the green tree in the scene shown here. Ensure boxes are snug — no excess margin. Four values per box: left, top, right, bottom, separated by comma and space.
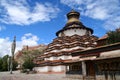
107, 28, 120, 44
21, 50, 34, 70
20, 46, 45, 71
13, 60, 18, 70
2, 55, 9, 71
0, 57, 3, 71
22, 56, 35, 71
0, 55, 18, 71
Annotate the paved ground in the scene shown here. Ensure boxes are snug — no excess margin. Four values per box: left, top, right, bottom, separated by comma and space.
0, 71, 81, 80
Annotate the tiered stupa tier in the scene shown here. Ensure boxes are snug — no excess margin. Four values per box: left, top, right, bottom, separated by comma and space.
45, 10, 98, 55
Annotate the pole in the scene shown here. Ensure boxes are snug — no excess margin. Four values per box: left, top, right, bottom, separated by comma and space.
10, 56, 13, 74
82, 61, 86, 80
10, 36, 16, 74
7, 57, 10, 71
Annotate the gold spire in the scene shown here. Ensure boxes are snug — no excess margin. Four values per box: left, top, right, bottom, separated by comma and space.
66, 9, 80, 24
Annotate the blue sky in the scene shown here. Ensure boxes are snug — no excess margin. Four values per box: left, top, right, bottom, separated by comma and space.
0, 0, 120, 57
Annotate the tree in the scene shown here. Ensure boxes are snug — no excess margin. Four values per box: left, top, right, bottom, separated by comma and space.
19, 46, 45, 71
1, 55, 9, 71
21, 50, 34, 70
0, 57, 3, 71
0, 55, 18, 71
107, 28, 120, 44
22, 56, 35, 71
12, 60, 18, 70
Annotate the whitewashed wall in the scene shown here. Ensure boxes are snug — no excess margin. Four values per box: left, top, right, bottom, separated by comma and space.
34, 66, 51, 72
58, 55, 72, 60
100, 49, 120, 58
34, 65, 66, 72
45, 57, 57, 60
52, 65, 66, 72
58, 29, 88, 37
49, 57, 57, 60
45, 55, 72, 61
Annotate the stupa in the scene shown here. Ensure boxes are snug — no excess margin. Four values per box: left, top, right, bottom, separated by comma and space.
34, 10, 98, 73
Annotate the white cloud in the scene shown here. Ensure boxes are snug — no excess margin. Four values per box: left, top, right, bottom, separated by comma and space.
60, 0, 120, 30
21, 33, 39, 46
0, 33, 39, 57
104, 16, 120, 30
0, 37, 11, 57
0, 0, 60, 25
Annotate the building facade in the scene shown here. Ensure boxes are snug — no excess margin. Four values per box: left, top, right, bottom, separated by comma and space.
33, 10, 120, 80
70, 42, 120, 80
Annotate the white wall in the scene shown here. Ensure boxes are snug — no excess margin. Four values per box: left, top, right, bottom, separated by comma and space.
44, 58, 48, 60
58, 29, 88, 37
34, 66, 51, 72
49, 56, 57, 60
45, 55, 72, 61
45, 57, 58, 61
34, 65, 66, 72
100, 49, 120, 58
52, 65, 66, 72
58, 55, 72, 60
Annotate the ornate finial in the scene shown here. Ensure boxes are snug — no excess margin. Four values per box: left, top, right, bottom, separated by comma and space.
66, 9, 80, 24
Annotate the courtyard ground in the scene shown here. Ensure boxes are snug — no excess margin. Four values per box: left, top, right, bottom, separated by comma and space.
0, 71, 81, 80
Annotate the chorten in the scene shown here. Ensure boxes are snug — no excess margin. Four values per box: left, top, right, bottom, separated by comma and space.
34, 10, 98, 73
45, 10, 97, 54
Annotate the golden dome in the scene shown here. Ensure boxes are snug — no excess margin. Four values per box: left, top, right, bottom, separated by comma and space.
67, 9, 80, 24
